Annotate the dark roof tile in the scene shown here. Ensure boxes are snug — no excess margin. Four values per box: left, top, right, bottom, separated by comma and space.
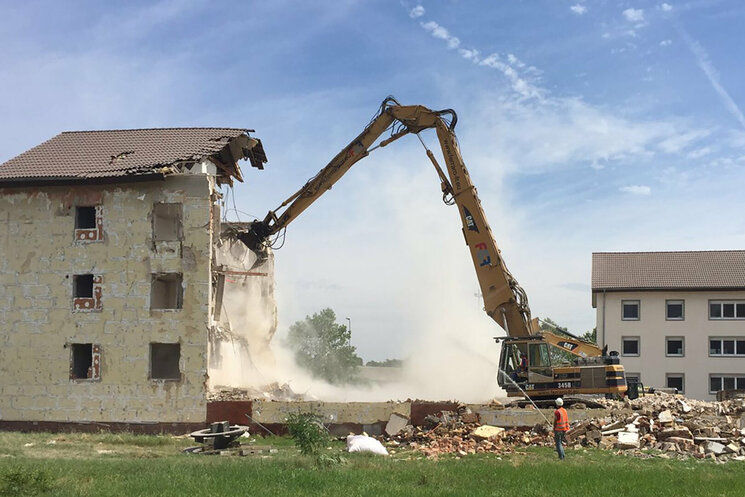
0, 128, 267, 183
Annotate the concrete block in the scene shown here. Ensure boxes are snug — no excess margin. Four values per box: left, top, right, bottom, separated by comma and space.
615, 431, 639, 450
385, 412, 410, 436
706, 441, 727, 455
471, 425, 506, 441
658, 410, 674, 424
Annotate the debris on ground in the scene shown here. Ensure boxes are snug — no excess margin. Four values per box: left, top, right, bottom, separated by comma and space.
208, 382, 305, 402
383, 393, 745, 462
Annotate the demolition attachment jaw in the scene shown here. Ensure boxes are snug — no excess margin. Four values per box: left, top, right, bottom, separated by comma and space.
236, 220, 272, 268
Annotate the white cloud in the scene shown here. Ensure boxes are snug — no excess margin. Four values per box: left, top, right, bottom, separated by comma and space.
657, 129, 711, 154
623, 8, 645, 22
421, 21, 460, 49
417, 17, 542, 100
677, 26, 745, 130
409, 5, 425, 19
458, 48, 480, 62
619, 185, 652, 195
570, 4, 587, 15
661, 3, 673, 12
687, 146, 711, 159
660, 39, 672, 46
479, 54, 543, 100
473, 97, 696, 173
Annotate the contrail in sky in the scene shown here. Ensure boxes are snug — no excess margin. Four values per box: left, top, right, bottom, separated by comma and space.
676, 24, 745, 130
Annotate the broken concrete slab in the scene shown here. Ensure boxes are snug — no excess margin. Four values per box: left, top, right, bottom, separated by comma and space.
658, 410, 674, 424
385, 412, 410, 437
471, 425, 505, 441
705, 441, 727, 455
615, 431, 639, 450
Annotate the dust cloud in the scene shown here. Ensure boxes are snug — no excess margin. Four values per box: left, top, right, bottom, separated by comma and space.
207, 237, 507, 403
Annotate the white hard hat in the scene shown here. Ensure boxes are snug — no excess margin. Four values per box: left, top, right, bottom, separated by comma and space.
555, 397, 564, 407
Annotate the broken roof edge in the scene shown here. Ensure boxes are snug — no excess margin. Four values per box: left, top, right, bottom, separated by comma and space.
0, 127, 268, 185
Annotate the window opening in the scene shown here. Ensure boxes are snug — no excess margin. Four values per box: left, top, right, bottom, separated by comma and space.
152, 203, 183, 241
666, 300, 684, 320
709, 375, 745, 394
150, 343, 181, 380
74, 205, 103, 242
75, 206, 96, 229
710, 338, 745, 357
150, 273, 183, 309
666, 374, 684, 394
710, 301, 745, 319
666, 337, 684, 357
622, 337, 639, 356
70, 343, 101, 380
622, 301, 640, 320
73, 274, 102, 311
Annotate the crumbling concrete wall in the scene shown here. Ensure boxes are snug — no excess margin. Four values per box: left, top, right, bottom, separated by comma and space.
0, 174, 215, 424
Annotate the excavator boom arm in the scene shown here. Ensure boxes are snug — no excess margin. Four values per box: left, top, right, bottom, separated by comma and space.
242, 98, 539, 338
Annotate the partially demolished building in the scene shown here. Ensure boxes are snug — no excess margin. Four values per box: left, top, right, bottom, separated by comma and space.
0, 128, 271, 432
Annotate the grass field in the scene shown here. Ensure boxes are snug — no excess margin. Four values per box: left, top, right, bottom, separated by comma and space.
1, 431, 744, 496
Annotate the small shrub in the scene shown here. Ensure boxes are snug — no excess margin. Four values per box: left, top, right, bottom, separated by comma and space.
286, 412, 329, 457
0, 467, 53, 496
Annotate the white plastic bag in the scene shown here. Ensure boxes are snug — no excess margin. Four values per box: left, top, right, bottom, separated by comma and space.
346, 434, 389, 456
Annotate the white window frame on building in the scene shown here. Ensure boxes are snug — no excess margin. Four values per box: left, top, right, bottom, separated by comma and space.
665, 336, 685, 357
665, 300, 685, 320
621, 336, 640, 357
666, 373, 685, 394
621, 300, 640, 321
709, 337, 745, 357
709, 374, 745, 394
709, 300, 745, 320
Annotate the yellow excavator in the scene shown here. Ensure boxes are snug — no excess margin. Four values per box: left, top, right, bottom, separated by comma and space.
239, 96, 626, 399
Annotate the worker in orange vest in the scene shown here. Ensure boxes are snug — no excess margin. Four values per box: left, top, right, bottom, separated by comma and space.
553, 397, 569, 460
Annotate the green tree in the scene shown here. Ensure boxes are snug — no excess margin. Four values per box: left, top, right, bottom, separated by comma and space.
285, 308, 363, 384
580, 328, 598, 344
365, 358, 404, 367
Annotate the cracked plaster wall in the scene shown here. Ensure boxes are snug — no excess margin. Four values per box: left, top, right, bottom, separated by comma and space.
0, 174, 216, 423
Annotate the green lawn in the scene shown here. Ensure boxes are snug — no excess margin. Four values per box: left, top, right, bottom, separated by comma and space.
0, 432, 743, 497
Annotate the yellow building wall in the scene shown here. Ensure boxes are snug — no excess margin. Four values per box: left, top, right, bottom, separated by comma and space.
0, 175, 215, 423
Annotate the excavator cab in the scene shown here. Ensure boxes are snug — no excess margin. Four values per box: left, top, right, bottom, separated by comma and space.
497, 336, 626, 399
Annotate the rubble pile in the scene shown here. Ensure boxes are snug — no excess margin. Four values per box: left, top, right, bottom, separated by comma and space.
387, 404, 554, 458
384, 393, 745, 462
208, 382, 304, 402
569, 393, 745, 462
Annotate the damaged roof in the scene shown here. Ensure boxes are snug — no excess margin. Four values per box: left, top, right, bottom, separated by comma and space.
592, 250, 745, 291
0, 127, 267, 185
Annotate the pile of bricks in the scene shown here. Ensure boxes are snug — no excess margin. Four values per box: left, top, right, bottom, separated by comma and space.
567, 393, 745, 462
386, 404, 554, 458
385, 393, 745, 462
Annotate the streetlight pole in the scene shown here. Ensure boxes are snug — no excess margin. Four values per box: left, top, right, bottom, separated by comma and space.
346, 317, 351, 333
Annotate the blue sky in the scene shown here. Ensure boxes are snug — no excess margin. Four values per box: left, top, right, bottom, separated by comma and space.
2, 0, 744, 361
